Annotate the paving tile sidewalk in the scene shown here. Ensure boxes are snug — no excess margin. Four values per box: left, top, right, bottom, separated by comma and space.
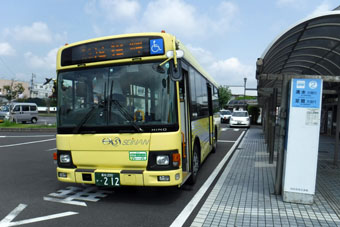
191, 127, 340, 227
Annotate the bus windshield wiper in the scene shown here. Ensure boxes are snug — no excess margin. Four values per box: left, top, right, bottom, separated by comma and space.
111, 99, 143, 133
109, 80, 143, 133
73, 103, 103, 134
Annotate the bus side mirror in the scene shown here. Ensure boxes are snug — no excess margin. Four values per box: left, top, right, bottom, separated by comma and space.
171, 60, 183, 81
166, 50, 184, 81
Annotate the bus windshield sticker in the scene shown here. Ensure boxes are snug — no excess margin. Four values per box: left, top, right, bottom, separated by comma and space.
150, 39, 164, 55
129, 151, 147, 161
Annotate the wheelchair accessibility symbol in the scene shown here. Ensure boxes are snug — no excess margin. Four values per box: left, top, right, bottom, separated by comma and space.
150, 39, 164, 55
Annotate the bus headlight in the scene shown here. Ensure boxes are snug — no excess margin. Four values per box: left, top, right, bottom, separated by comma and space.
57, 150, 76, 168
147, 150, 179, 170
60, 154, 71, 163
156, 155, 170, 165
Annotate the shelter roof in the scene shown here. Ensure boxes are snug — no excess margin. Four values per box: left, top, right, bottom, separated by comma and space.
256, 10, 340, 105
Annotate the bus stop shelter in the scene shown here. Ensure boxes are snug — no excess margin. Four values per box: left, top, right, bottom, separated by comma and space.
256, 10, 340, 198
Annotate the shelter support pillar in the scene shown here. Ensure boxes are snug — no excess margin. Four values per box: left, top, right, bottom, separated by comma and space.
269, 88, 278, 164
334, 91, 340, 165
267, 98, 272, 154
265, 99, 270, 147
274, 77, 288, 195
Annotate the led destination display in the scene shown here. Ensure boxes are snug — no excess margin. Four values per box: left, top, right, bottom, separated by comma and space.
61, 37, 164, 66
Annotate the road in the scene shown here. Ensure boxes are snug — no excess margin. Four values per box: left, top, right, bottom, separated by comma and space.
0, 124, 246, 227
37, 116, 56, 125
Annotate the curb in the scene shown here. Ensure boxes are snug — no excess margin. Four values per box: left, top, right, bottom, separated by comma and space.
0, 128, 56, 132
170, 129, 247, 227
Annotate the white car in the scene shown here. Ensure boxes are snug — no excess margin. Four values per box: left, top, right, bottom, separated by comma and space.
229, 111, 250, 128
220, 110, 232, 123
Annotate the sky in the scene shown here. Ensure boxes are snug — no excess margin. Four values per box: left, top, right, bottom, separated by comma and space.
0, 0, 339, 95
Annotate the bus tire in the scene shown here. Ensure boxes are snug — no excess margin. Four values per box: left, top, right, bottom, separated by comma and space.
188, 144, 200, 185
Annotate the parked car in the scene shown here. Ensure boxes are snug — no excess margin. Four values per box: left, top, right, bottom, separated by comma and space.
220, 110, 232, 123
0, 115, 4, 123
0, 103, 39, 124
229, 111, 251, 128
0, 105, 10, 122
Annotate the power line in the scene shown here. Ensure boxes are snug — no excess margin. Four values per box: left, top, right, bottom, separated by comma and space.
0, 56, 17, 78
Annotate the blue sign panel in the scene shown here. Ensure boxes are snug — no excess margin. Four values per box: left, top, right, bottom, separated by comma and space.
292, 79, 322, 108
150, 38, 164, 55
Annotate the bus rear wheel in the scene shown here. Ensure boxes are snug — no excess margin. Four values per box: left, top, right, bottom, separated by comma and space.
188, 145, 200, 185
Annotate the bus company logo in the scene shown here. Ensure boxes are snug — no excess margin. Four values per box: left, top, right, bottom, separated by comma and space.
102, 137, 121, 146
102, 137, 149, 146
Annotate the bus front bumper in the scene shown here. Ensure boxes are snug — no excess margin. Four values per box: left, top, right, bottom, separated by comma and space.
57, 167, 183, 187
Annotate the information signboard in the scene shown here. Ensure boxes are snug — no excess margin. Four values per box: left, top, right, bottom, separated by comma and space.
291, 79, 321, 109
283, 78, 323, 204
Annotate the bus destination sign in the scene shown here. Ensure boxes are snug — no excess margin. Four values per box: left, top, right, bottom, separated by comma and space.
61, 37, 164, 66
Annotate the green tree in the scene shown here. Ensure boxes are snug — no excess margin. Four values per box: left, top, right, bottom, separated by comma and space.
3, 83, 25, 102
218, 86, 232, 109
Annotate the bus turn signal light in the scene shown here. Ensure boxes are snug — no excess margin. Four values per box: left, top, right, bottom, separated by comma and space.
172, 153, 180, 167
53, 152, 57, 160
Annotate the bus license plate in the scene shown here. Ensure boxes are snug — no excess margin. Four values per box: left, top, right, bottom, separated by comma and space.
95, 173, 120, 187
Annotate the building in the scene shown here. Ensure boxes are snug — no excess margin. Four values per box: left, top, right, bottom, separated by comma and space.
0, 79, 30, 100
31, 83, 53, 99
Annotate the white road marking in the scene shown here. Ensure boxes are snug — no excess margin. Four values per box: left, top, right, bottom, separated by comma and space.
46, 148, 57, 151
0, 204, 77, 227
221, 128, 229, 131
43, 197, 87, 207
0, 138, 56, 148
0, 135, 55, 138
44, 186, 112, 207
170, 130, 246, 227
0, 204, 26, 226
218, 140, 236, 143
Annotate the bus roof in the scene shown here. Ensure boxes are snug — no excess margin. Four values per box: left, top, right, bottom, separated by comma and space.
57, 32, 219, 88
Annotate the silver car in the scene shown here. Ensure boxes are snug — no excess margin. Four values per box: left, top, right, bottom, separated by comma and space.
229, 111, 250, 128
0, 103, 39, 124
220, 110, 232, 123
11, 103, 39, 123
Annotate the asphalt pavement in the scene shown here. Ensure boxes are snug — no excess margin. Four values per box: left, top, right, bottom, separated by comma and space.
37, 115, 56, 125
0, 124, 244, 227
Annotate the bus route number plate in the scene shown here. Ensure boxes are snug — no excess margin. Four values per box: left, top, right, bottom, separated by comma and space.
95, 173, 120, 187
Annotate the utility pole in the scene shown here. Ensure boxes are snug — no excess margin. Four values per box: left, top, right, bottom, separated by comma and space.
30, 73, 35, 98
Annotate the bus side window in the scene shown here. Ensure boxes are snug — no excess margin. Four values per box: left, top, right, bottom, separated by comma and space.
189, 67, 197, 117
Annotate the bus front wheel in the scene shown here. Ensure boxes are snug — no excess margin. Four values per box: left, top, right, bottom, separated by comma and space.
188, 145, 200, 185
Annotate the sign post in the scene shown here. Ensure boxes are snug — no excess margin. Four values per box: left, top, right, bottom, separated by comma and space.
282, 78, 322, 204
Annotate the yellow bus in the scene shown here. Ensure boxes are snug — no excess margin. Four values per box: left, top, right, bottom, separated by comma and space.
55, 32, 220, 187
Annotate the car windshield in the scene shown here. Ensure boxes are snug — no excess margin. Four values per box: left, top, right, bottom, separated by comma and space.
57, 62, 178, 133
221, 111, 231, 115
0, 105, 9, 112
232, 112, 248, 117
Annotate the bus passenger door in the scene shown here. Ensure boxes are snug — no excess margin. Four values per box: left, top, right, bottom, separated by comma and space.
207, 84, 213, 146
179, 71, 190, 176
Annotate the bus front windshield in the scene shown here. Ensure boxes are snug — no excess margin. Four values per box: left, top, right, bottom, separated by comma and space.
57, 62, 178, 133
